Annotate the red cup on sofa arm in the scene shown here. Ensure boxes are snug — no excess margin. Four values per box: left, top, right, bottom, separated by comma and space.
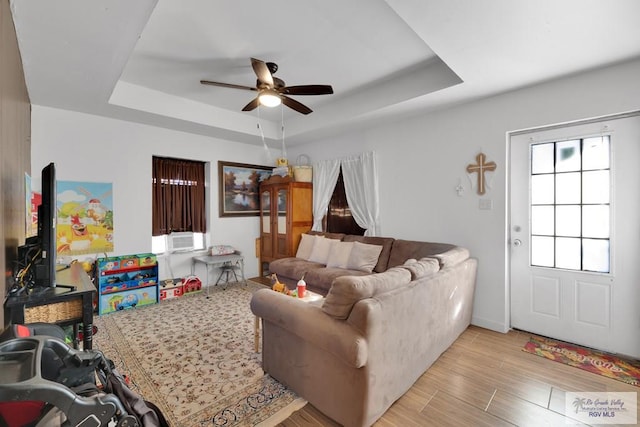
297, 278, 306, 298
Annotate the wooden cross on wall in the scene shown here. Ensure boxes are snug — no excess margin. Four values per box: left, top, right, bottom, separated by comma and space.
466, 153, 496, 195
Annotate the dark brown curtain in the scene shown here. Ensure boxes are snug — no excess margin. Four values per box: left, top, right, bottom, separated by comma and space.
152, 156, 206, 236
326, 169, 365, 236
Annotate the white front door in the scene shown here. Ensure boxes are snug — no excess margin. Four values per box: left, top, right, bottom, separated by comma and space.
510, 113, 640, 358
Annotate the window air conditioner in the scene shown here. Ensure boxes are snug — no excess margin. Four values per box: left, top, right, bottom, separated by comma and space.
168, 232, 195, 252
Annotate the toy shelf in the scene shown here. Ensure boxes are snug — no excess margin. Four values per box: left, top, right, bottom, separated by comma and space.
98, 264, 156, 277
95, 253, 159, 315
100, 281, 157, 295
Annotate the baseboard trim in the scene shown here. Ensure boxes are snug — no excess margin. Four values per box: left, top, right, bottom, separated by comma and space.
471, 316, 509, 333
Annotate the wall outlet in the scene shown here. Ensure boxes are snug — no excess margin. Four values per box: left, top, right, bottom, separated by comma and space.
479, 199, 493, 210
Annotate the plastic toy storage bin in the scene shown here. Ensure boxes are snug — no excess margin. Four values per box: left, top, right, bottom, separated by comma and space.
99, 287, 158, 314
95, 253, 159, 315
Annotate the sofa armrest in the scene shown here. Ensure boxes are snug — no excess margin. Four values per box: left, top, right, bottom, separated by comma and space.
250, 289, 368, 368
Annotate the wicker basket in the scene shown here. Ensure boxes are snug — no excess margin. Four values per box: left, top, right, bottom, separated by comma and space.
293, 154, 312, 182
25, 299, 83, 323
293, 165, 312, 182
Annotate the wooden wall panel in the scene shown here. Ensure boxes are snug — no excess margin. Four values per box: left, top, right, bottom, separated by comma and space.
1, 0, 31, 328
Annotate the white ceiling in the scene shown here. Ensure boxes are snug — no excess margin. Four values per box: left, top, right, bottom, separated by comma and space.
9, 0, 640, 147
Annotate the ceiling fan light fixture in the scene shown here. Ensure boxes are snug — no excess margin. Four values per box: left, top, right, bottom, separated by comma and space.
258, 90, 281, 107
201, 58, 331, 114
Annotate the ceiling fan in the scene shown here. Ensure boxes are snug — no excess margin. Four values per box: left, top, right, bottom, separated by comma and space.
200, 58, 333, 115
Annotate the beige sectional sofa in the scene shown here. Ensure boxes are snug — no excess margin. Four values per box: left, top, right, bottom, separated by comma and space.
268, 232, 457, 295
250, 234, 477, 426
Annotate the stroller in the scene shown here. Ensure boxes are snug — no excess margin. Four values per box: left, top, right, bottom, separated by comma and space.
0, 323, 167, 427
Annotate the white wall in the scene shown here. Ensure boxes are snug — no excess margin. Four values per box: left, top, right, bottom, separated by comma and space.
30, 106, 270, 280
288, 58, 640, 333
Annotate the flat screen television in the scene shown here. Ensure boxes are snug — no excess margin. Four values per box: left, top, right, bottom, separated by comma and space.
32, 162, 57, 287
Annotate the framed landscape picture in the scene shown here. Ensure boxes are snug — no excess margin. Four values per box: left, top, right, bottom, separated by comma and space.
218, 161, 271, 217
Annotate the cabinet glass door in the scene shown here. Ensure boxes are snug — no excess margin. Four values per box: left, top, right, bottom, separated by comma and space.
260, 189, 272, 259
277, 189, 288, 234
276, 188, 289, 257
261, 190, 271, 233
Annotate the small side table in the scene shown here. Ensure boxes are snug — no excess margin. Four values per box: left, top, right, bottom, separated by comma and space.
191, 253, 246, 294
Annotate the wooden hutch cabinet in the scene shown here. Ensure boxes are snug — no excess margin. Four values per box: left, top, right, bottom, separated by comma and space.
259, 175, 312, 275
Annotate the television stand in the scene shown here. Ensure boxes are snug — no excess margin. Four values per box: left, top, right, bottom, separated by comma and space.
53, 284, 77, 292
22, 283, 76, 297
4, 263, 95, 349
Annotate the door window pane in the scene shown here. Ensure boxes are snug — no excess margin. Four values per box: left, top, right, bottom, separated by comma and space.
531, 143, 555, 174
555, 140, 581, 172
531, 206, 554, 235
531, 236, 554, 267
531, 175, 554, 204
583, 170, 610, 204
583, 205, 609, 238
583, 239, 610, 273
556, 205, 581, 237
583, 136, 610, 170
555, 172, 581, 204
556, 237, 581, 270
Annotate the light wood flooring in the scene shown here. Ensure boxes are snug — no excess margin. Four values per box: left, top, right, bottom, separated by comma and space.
277, 325, 639, 427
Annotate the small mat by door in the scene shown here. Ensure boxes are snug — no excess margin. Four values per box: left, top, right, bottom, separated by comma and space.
523, 336, 640, 387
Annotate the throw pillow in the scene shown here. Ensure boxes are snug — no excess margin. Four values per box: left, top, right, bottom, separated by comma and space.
308, 237, 337, 265
296, 233, 316, 259
326, 241, 355, 269
346, 241, 383, 273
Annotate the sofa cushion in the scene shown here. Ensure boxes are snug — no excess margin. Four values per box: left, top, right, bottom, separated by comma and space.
269, 258, 325, 283
434, 247, 470, 268
387, 239, 456, 268
326, 241, 355, 269
342, 235, 394, 273
346, 242, 384, 273
308, 231, 346, 241
296, 233, 317, 260
304, 267, 370, 294
308, 236, 339, 264
401, 258, 440, 280
322, 267, 412, 319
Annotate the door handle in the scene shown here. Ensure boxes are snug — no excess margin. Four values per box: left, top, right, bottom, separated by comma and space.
513, 239, 522, 247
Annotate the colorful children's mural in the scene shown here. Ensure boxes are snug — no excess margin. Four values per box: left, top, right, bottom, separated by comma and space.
57, 181, 114, 255
30, 191, 41, 238
25, 173, 40, 238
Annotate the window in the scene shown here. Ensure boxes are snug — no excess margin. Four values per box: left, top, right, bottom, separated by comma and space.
326, 169, 365, 235
152, 156, 206, 253
530, 136, 610, 272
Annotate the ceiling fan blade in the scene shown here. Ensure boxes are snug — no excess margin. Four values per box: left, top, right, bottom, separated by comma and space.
281, 95, 313, 115
241, 97, 260, 112
251, 58, 274, 87
281, 85, 334, 96
200, 80, 257, 91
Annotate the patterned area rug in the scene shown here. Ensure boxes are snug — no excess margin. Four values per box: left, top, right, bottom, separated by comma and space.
523, 336, 640, 387
92, 281, 306, 426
